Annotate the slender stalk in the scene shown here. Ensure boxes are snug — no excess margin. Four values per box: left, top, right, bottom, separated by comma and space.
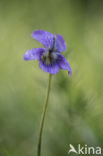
37, 74, 52, 156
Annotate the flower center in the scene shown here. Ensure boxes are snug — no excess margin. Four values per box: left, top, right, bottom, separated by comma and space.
41, 50, 57, 65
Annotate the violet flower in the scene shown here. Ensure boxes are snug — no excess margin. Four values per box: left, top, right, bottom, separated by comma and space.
23, 30, 72, 156
24, 30, 71, 75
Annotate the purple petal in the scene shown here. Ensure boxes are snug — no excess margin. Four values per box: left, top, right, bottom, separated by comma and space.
54, 34, 66, 52
24, 48, 45, 61
39, 61, 59, 74
32, 30, 53, 48
57, 54, 71, 75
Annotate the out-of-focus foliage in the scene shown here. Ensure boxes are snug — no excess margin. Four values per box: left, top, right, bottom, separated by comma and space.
0, 0, 103, 155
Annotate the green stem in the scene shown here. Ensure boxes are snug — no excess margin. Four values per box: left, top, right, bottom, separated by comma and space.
37, 74, 52, 156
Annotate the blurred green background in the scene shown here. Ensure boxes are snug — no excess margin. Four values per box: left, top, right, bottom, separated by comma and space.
0, 0, 103, 155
